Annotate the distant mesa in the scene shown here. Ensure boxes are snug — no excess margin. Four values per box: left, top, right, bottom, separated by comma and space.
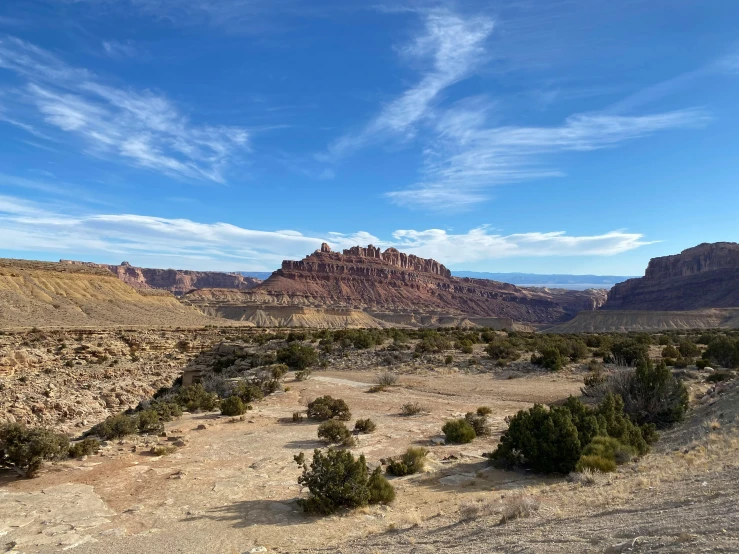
602, 242, 739, 311
550, 242, 739, 332
182, 244, 608, 327
60, 260, 262, 296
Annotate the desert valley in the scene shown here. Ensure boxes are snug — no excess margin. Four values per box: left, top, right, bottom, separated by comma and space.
1, 242, 739, 553
1, 4, 738, 552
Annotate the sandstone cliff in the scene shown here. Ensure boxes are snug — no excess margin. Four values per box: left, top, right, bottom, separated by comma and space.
603, 242, 739, 311
184, 244, 607, 326
61, 260, 262, 296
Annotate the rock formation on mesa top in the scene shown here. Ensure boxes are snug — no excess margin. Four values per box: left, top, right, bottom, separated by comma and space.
61, 260, 262, 296
184, 244, 608, 325
603, 242, 739, 311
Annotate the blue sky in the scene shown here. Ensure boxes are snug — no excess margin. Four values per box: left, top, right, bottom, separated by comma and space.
0, 0, 737, 274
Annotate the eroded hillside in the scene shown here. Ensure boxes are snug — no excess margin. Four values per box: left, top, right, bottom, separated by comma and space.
0, 259, 228, 329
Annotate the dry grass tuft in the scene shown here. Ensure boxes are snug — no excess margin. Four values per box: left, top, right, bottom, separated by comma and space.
499, 493, 540, 524
568, 468, 610, 486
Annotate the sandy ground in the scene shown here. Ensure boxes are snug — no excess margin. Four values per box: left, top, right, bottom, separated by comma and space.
0, 369, 581, 553
2, 369, 737, 554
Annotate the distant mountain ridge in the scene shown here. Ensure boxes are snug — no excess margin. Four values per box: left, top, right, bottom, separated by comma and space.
243, 270, 632, 290
452, 271, 635, 289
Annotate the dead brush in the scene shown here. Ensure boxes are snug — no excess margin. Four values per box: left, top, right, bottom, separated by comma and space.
498, 493, 540, 524
376, 371, 398, 387
459, 500, 495, 521
567, 468, 609, 486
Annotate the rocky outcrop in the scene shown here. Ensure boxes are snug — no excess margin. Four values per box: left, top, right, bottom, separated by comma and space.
184, 245, 607, 325
603, 243, 739, 311
61, 260, 261, 296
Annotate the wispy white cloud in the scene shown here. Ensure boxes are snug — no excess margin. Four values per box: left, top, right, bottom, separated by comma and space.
0, 195, 652, 270
0, 37, 249, 182
322, 9, 494, 159
102, 40, 137, 59
386, 100, 710, 211
389, 227, 654, 265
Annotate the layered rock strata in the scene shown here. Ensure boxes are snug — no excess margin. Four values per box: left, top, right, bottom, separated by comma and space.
184, 244, 607, 326
61, 260, 261, 296
604, 242, 739, 310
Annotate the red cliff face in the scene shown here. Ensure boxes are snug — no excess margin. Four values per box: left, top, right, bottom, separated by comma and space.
604, 242, 739, 310
60, 261, 261, 296
248, 245, 606, 324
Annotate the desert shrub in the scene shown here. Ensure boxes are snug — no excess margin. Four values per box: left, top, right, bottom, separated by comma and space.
88, 412, 138, 440
386, 447, 428, 476
307, 396, 351, 421
200, 373, 232, 398
459, 341, 474, 354
576, 436, 634, 472
486, 340, 520, 362
706, 370, 734, 383
295, 369, 312, 381
489, 404, 580, 473
678, 340, 700, 358
476, 406, 493, 416
297, 449, 394, 514
464, 411, 492, 437
270, 364, 289, 380
368, 466, 396, 504
276, 343, 318, 370
583, 358, 688, 428
68, 438, 100, 459
150, 444, 177, 456
609, 339, 649, 365
444, 355, 453, 365
149, 400, 183, 421
695, 359, 711, 369
175, 384, 219, 412
414, 331, 452, 353
233, 380, 264, 403
489, 395, 652, 474
576, 455, 616, 473
317, 420, 355, 446
220, 395, 247, 416
661, 345, 679, 358
137, 408, 165, 435
704, 337, 739, 368
354, 418, 376, 434
531, 346, 566, 371
442, 419, 476, 444
0, 423, 70, 478
376, 371, 398, 387
400, 402, 426, 416
657, 335, 671, 346
673, 357, 690, 369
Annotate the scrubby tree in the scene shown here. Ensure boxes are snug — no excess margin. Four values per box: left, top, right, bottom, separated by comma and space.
0, 423, 70, 478
296, 449, 394, 514
307, 396, 351, 421
276, 343, 319, 370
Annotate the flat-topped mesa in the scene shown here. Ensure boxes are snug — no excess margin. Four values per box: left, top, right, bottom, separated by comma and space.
603, 241, 739, 311
644, 242, 739, 279
280, 244, 452, 278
